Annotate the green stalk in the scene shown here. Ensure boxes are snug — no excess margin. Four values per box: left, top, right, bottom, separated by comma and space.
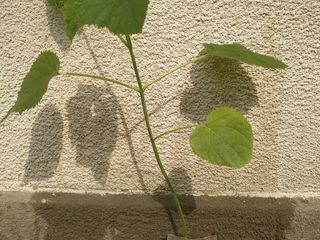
125, 35, 189, 237
143, 54, 209, 91
154, 125, 197, 141
60, 72, 139, 92
117, 35, 129, 48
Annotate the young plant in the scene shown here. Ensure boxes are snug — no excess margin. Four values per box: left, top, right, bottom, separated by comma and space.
1, 0, 287, 238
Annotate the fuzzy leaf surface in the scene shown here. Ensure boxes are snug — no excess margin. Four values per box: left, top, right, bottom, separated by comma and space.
1, 51, 60, 122
190, 107, 253, 168
204, 43, 287, 69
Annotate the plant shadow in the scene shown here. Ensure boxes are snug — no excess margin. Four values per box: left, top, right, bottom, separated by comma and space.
45, 1, 71, 50
153, 168, 196, 236
180, 57, 258, 122
82, 32, 149, 192
66, 84, 119, 186
23, 104, 63, 183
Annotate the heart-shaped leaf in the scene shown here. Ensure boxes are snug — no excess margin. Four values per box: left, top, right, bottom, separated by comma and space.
203, 43, 287, 69
190, 107, 253, 168
1, 51, 60, 122
61, 0, 149, 40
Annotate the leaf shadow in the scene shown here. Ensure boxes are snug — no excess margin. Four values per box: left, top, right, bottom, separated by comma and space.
153, 168, 196, 236
45, 2, 71, 50
23, 104, 63, 183
180, 57, 259, 122
66, 84, 119, 186
81, 32, 149, 192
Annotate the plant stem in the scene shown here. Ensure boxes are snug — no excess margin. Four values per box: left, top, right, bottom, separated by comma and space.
126, 35, 189, 237
117, 35, 129, 48
143, 54, 209, 91
154, 125, 197, 141
59, 72, 139, 92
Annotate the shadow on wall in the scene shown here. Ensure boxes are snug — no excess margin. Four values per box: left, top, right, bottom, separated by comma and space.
29, 192, 295, 240
81, 32, 149, 192
0, 233, 9, 240
153, 168, 196, 236
45, 1, 71, 50
23, 104, 63, 183
67, 84, 119, 185
180, 57, 258, 123
24, 84, 119, 186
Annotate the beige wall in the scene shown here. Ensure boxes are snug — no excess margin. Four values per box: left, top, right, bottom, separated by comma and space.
1, 0, 319, 197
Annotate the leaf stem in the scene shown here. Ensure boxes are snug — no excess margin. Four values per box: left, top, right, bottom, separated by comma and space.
154, 125, 197, 141
143, 54, 209, 91
117, 35, 129, 48
59, 72, 139, 92
126, 35, 189, 237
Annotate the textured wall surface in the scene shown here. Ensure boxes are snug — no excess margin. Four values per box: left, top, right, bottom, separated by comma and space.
1, 1, 320, 239
1, 0, 319, 196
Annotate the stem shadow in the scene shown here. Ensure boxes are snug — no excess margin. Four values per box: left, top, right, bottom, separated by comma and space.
153, 168, 196, 236
82, 33, 148, 191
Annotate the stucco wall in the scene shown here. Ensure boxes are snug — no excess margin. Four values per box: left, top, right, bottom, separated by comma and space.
1, 0, 319, 196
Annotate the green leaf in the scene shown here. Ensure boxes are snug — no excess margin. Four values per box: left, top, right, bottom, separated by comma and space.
62, 0, 149, 39
79, 0, 149, 34
47, 0, 78, 39
190, 107, 253, 168
62, 0, 81, 40
47, 0, 76, 38
203, 43, 287, 69
1, 51, 60, 123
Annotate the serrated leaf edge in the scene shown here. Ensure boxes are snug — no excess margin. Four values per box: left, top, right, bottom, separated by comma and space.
203, 43, 288, 69
1, 51, 60, 123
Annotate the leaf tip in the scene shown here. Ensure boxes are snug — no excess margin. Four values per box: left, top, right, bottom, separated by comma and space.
278, 61, 289, 69
1, 111, 11, 124
202, 43, 289, 70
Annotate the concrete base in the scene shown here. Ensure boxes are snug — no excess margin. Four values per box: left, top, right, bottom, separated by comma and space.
0, 191, 319, 240
167, 234, 217, 240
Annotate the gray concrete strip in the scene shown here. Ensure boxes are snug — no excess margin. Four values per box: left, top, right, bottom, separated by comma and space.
167, 234, 217, 240
0, 191, 319, 240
